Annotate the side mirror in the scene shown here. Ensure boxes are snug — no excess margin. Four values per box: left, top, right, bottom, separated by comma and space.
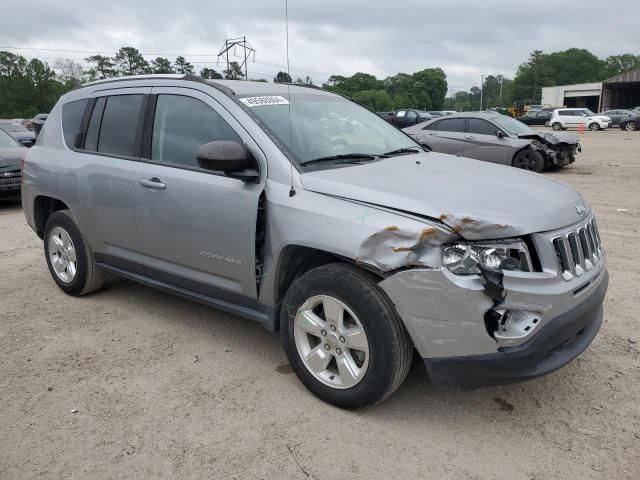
496, 130, 506, 138
196, 141, 259, 181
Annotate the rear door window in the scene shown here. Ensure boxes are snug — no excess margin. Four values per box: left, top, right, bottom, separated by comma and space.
61, 99, 88, 149
97, 95, 144, 157
435, 118, 465, 132
84, 97, 106, 152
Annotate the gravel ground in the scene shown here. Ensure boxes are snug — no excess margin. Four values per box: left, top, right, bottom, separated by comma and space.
1, 128, 639, 479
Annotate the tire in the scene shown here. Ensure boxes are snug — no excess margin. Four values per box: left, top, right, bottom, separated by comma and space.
589, 123, 600, 131
513, 149, 545, 173
44, 210, 105, 296
625, 122, 637, 131
551, 122, 562, 131
281, 263, 412, 409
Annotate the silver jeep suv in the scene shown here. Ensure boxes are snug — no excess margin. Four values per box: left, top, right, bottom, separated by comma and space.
22, 75, 608, 408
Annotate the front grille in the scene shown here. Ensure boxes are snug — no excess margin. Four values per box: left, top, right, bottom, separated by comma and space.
552, 217, 602, 281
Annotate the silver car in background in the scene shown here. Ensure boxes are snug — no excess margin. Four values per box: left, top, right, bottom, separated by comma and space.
22, 76, 607, 408
404, 112, 581, 172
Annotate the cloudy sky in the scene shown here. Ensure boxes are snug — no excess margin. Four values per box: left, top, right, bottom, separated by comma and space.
1, 0, 638, 91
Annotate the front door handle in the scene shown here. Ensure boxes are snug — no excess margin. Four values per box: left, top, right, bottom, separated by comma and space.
139, 177, 166, 190
465, 135, 474, 139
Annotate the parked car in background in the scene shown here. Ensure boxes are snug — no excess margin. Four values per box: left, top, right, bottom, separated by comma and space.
382, 109, 432, 128
0, 121, 36, 147
549, 108, 611, 131
441, 111, 457, 115
619, 113, 639, 131
32, 114, 49, 136
427, 111, 445, 117
22, 75, 607, 408
0, 128, 25, 199
404, 112, 580, 173
518, 109, 553, 126
600, 109, 633, 126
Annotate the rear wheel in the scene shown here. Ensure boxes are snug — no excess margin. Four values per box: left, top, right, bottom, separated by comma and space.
625, 122, 637, 131
44, 210, 105, 296
281, 263, 412, 409
551, 122, 562, 131
589, 123, 600, 131
513, 149, 545, 173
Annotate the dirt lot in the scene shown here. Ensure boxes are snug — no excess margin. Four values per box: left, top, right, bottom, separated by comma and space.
1, 128, 639, 480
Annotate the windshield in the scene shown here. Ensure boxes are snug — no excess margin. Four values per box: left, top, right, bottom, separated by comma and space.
582, 109, 596, 116
0, 123, 28, 133
493, 115, 536, 136
0, 129, 22, 148
240, 93, 419, 167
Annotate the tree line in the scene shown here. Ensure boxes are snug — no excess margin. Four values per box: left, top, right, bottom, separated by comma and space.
444, 49, 640, 112
1, 45, 639, 118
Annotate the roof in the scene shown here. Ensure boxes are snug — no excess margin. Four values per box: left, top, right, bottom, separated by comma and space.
444, 111, 502, 119
80, 74, 331, 97
603, 69, 640, 84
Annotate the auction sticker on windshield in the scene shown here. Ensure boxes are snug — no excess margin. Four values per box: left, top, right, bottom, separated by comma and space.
239, 96, 290, 107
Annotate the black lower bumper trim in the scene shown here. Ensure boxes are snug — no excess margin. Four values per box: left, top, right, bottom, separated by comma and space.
425, 270, 608, 387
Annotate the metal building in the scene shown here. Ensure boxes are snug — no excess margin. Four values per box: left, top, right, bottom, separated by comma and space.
541, 82, 602, 111
600, 69, 640, 111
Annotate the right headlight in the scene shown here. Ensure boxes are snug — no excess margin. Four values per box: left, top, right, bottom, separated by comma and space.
442, 241, 532, 275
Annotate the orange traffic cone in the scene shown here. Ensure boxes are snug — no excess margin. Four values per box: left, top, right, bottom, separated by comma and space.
578, 123, 585, 135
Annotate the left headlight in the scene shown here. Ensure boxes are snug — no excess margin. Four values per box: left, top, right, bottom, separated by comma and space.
442, 241, 531, 275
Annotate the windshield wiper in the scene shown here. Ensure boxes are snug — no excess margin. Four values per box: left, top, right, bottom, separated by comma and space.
381, 146, 422, 156
300, 153, 377, 166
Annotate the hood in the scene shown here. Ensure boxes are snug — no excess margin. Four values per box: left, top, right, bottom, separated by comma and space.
0, 147, 25, 168
301, 153, 589, 240
519, 131, 579, 145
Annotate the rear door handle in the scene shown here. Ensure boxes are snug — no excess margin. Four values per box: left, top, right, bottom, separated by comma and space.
465, 135, 474, 139
139, 177, 166, 190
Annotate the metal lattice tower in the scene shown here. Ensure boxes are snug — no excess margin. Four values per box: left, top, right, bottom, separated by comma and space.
217, 37, 255, 80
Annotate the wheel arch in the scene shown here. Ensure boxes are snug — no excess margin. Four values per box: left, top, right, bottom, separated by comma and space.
33, 195, 72, 239
272, 244, 383, 325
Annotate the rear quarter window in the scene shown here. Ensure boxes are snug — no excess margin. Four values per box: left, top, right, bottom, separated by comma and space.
61, 99, 88, 148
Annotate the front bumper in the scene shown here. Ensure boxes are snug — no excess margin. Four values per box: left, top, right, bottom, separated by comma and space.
424, 270, 607, 386
0, 174, 21, 197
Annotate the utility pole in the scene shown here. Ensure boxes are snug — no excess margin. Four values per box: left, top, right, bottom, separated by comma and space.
217, 37, 255, 80
497, 74, 504, 105
480, 75, 484, 111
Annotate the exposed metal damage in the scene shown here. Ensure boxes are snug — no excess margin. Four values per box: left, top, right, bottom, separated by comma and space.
521, 132, 581, 169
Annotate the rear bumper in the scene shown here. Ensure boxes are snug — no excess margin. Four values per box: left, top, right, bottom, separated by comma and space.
424, 270, 608, 387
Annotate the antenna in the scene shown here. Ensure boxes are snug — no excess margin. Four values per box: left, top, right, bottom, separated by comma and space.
285, 0, 296, 197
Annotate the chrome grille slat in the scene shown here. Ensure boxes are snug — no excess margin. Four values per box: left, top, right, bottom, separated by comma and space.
551, 216, 603, 281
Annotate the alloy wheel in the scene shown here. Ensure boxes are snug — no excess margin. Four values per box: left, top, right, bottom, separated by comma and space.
47, 226, 77, 283
294, 295, 369, 389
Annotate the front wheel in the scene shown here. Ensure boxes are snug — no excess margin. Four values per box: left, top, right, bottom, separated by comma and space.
513, 149, 545, 173
281, 263, 412, 409
589, 123, 600, 131
551, 122, 562, 131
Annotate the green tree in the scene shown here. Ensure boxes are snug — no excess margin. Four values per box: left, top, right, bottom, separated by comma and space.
274, 71, 292, 83
412, 68, 447, 109
114, 47, 150, 76
200, 67, 223, 79
351, 89, 394, 111
392, 92, 418, 109
151, 57, 174, 74
223, 61, 244, 80
545, 48, 607, 85
174, 56, 194, 75
85, 54, 116, 79
604, 54, 640, 77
